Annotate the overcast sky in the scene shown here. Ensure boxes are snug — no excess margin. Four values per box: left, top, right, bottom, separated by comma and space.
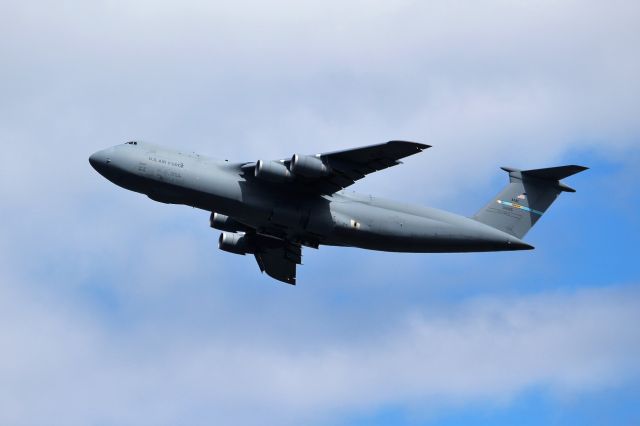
1, 0, 639, 425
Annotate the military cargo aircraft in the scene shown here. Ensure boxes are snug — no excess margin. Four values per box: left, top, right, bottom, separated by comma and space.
89, 141, 586, 284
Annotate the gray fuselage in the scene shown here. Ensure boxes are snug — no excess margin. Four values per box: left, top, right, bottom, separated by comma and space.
89, 142, 531, 253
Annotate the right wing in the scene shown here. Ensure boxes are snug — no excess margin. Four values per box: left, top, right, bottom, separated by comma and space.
243, 140, 430, 194
312, 140, 430, 194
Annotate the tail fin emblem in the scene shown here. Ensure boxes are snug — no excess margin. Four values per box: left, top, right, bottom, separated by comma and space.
497, 199, 544, 216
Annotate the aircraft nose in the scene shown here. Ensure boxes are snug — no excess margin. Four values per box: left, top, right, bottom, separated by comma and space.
89, 149, 112, 174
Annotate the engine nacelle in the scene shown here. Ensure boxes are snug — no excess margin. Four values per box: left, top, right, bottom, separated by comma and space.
209, 212, 249, 232
255, 160, 294, 182
218, 232, 253, 255
290, 154, 330, 178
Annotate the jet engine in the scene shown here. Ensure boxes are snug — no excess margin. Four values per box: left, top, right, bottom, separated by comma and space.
255, 160, 294, 182
218, 231, 253, 255
290, 154, 330, 178
210, 212, 249, 232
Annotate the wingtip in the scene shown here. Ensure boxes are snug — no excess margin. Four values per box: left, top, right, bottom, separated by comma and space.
387, 140, 431, 150
501, 166, 519, 173
558, 164, 589, 174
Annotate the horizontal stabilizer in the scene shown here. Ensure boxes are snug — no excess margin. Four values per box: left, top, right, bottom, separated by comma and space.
518, 165, 588, 181
501, 165, 588, 192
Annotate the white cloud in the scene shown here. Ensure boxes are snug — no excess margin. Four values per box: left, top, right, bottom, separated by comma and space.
0, 277, 638, 425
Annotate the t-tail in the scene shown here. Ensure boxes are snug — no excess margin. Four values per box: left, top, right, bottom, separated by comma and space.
473, 165, 588, 240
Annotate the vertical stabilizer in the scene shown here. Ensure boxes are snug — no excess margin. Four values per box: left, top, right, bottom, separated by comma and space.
473, 165, 587, 239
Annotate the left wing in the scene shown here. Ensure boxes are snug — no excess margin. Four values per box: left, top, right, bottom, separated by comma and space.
253, 237, 302, 285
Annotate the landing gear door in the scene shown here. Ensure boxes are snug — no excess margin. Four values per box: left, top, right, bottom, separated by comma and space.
269, 205, 311, 231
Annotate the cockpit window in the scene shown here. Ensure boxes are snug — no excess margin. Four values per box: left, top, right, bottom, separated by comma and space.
125, 141, 138, 145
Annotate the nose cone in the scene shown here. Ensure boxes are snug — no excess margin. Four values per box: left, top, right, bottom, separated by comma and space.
89, 149, 111, 175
